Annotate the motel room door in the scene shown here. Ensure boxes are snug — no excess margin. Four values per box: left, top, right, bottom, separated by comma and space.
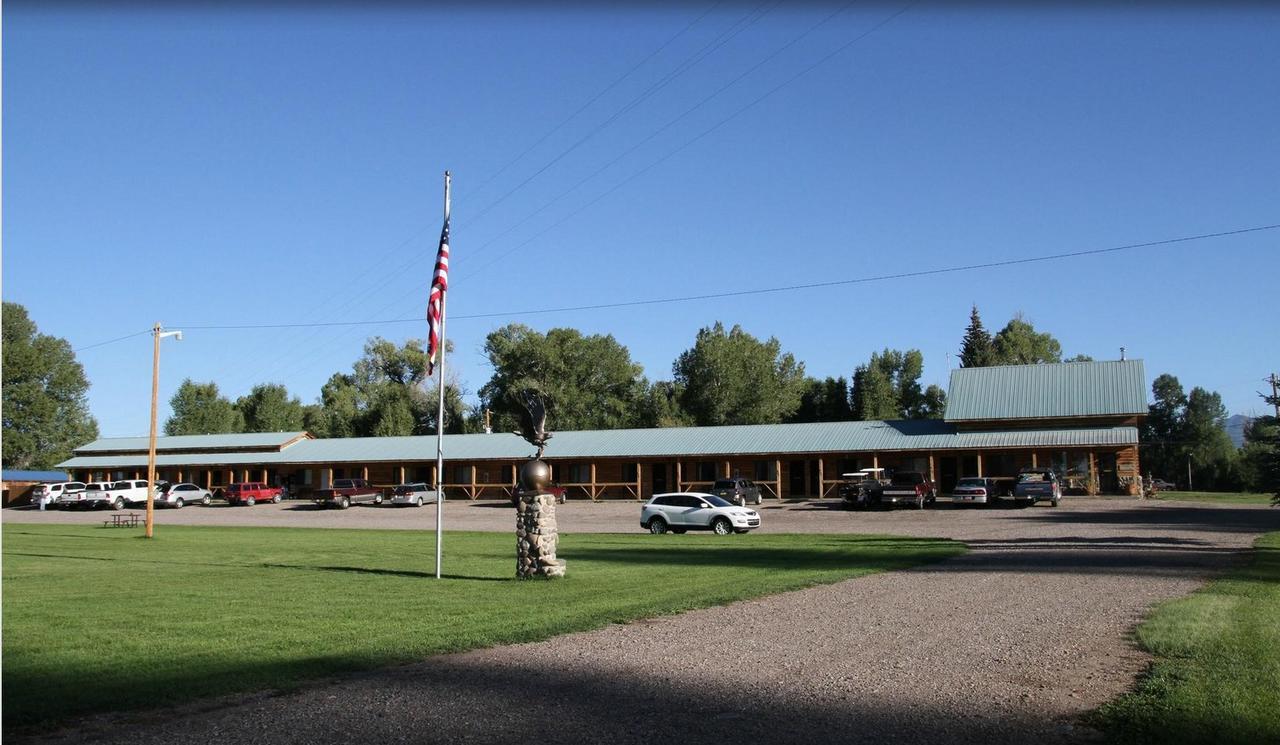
650, 463, 667, 495
938, 457, 959, 495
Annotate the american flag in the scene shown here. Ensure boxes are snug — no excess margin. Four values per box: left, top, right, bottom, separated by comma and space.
426, 217, 450, 376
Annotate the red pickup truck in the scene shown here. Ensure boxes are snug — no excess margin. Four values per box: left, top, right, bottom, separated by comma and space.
870, 471, 937, 510
313, 478, 383, 510
224, 482, 283, 506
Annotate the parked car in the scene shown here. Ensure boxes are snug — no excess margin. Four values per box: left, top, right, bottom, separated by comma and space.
1149, 478, 1177, 491
154, 482, 213, 508
390, 482, 440, 507
711, 477, 762, 506
81, 479, 151, 510
313, 478, 382, 509
870, 471, 937, 509
224, 482, 283, 506
950, 477, 1004, 506
510, 482, 567, 505
1013, 468, 1061, 507
839, 468, 886, 509
33, 481, 85, 509
66, 481, 116, 510
640, 492, 760, 535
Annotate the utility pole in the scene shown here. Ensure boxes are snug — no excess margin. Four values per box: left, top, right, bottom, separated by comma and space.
146, 324, 182, 538
1186, 453, 1193, 492
1269, 373, 1279, 418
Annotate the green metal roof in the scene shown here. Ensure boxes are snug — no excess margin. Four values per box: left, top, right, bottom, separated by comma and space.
57, 421, 1138, 469
74, 432, 308, 454
944, 360, 1147, 422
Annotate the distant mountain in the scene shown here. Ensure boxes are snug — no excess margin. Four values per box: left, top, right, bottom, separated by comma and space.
1226, 414, 1251, 448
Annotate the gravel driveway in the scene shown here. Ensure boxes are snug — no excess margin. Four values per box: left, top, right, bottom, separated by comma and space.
10, 498, 1280, 744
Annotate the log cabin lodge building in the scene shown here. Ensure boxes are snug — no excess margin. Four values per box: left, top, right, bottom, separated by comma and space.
58, 360, 1149, 500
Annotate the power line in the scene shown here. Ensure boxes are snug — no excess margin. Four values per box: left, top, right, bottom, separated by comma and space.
461, 0, 725, 202
462, 0, 778, 228
458, 2, 917, 280
165, 222, 1280, 331
74, 329, 152, 353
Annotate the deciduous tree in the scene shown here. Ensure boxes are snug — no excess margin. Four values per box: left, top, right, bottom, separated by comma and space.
2, 302, 100, 469
479, 324, 646, 432
850, 349, 945, 420
991, 315, 1062, 365
165, 380, 244, 435
235, 384, 305, 432
788, 377, 853, 423
673, 322, 807, 426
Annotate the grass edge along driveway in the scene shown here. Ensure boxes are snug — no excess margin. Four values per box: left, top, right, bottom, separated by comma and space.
1096, 531, 1280, 744
2, 524, 964, 731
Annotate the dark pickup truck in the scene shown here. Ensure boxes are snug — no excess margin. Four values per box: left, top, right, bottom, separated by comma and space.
1012, 468, 1061, 507
313, 478, 383, 509
870, 471, 937, 510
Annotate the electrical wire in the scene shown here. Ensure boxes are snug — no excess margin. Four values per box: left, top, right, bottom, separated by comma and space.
73, 329, 152, 353
165, 222, 1280, 331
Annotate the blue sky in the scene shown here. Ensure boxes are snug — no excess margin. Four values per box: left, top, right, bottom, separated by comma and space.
5, 3, 1278, 437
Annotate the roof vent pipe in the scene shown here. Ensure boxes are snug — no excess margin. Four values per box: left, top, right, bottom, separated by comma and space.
1120, 346, 1126, 361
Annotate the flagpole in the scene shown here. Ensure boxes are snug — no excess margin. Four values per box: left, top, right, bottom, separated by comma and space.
435, 170, 450, 580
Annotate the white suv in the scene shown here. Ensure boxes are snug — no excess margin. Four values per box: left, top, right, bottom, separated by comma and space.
640, 492, 761, 535
33, 481, 85, 509
85, 480, 151, 510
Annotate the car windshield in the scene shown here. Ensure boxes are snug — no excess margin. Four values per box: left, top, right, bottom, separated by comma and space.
86, 484, 105, 492
956, 478, 986, 487
712, 480, 735, 489
393, 485, 416, 495
703, 495, 734, 508
891, 472, 925, 485
1017, 472, 1051, 483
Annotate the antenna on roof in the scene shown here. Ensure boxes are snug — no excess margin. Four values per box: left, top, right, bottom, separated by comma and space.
1120, 346, 1126, 361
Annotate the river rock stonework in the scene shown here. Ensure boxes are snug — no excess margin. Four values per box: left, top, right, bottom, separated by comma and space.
516, 493, 565, 579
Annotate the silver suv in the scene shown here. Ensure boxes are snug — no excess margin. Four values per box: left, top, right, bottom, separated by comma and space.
640, 493, 761, 535
711, 478, 762, 506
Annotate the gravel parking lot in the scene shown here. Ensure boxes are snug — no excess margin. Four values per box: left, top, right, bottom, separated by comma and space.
10, 498, 1280, 745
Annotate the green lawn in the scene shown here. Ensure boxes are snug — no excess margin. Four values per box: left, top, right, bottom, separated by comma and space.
1097, 531, 1280, 744
2, 524, 963, 729
1152, 491, 1276, 505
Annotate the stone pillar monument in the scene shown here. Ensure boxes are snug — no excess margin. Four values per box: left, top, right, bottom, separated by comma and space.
516, 458, 565, 579
512, 390, 565, 580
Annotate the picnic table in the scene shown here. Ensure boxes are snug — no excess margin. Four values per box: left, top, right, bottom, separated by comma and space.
103, 513, 141, 528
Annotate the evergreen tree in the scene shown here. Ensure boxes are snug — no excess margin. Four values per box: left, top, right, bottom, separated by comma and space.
959, 305, 995, 367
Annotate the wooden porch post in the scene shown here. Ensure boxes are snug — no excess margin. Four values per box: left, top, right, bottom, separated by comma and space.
206, 471, 212, 489
511, 463, 518, 486
635, 461, 642, 500
675, 461, 683, 492
470, 464, 477, 500
590, 462, 597, 501
775, 458, 782, 500
928, 453, 935, 484
361, 465, 369, 481
724, 460, 731, 478
976, 454, 983, 477
261, 468, 268, 483
873, 453, 879, 470
817, 457, 825, 498
398, 465, 405, 484
326, 467, 333, 486
1031, 452, 1038, 467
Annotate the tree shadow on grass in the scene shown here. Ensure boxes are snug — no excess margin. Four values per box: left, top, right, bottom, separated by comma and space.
257, 563, 509, 582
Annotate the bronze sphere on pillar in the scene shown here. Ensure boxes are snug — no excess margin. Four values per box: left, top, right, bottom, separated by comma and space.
519, 459, 551, 493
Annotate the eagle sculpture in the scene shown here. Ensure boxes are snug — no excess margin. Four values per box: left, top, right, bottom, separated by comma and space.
511, 388, 553, 458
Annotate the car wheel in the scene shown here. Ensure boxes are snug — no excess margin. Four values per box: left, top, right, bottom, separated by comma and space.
712, 517, 732, 535
1051, 498, 1060, 508
246, 497, 256, 507
915, 495, 925, 510
648, 517, 667, 534
113, 498, 124, 511
374, 494, 384, 505
755, 494, 762, 505
273, 494, 282, 504
415, 497, 423, 507
174, 498, 184, 509
201, 494, 211, 506
340, 496, 351, 510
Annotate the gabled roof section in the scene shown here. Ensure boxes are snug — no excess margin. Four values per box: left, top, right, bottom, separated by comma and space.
56, 422, 1140, 469
74, 432, 311, 455
944, 360, 1147, 422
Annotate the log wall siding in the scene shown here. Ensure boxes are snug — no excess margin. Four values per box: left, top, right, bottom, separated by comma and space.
69, 446, 1141, 500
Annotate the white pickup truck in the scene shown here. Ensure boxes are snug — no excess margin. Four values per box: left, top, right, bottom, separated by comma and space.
84, 480, 152, 510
